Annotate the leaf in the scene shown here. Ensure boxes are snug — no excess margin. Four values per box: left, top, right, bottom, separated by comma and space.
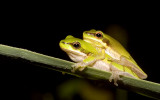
0, 44, 160, 99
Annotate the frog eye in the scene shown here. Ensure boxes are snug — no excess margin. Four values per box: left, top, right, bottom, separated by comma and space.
72, 42, 81, 49
95, 32, 103, 38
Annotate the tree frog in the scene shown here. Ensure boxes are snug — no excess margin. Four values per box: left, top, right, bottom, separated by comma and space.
83, 29, 147, 79
59, 35, 140, 86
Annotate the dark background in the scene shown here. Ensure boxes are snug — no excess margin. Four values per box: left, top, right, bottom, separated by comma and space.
1, 3, 160, 100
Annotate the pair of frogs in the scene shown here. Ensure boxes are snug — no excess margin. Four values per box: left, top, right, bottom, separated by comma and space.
59, 29, 147, 86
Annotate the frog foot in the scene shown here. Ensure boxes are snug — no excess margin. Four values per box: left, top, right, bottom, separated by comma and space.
109, 71, 122, 86
71, 62, 87, 72
109, 63, 123, 86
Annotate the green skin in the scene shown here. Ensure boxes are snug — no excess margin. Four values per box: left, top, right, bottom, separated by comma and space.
59, 35, 105, 65
59, 35, 140, 86
83, 29, 147, 79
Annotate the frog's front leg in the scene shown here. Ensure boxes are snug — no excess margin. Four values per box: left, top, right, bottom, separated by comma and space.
71, 56, 99, 72
71, 51, 106, 72
71, 61, 93, 72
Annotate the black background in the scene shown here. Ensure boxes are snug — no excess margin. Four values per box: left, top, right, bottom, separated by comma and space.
1, 2, 160, 100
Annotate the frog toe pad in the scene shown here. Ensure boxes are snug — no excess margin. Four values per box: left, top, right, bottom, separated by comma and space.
109, 71, 122, 86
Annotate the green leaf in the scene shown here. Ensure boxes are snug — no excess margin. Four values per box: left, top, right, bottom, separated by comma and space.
0, 44, 160, 99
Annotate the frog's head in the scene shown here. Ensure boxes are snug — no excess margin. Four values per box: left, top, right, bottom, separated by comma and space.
60, 35, 97, 60
60, 35, 83, 54
83, 29, 107, 48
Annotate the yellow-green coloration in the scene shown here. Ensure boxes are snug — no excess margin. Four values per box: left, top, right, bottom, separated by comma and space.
59, 35, 104, 65
59, 35, 140, 86
83, 29, 147, 79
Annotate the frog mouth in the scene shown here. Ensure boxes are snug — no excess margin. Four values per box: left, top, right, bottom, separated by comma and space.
60, 45, 87, 57
83, 37, 104, 47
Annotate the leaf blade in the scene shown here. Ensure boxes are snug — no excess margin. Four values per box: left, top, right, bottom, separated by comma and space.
0, 44, 160, 99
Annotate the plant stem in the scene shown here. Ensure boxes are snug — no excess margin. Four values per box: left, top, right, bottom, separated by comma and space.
0, 44, 160, 99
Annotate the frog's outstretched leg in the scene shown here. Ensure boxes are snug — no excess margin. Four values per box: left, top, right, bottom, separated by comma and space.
108, 56, 147, 79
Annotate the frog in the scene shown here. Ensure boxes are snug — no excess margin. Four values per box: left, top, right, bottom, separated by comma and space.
83, 29, 147, 79
59, 35, 140, 86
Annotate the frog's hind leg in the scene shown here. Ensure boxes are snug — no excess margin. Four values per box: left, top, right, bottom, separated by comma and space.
108, 56, 137, 73
108, 56, 135, 68
108, 56, 147, 79
109, 64, 122, 86
109, 63, 136, 86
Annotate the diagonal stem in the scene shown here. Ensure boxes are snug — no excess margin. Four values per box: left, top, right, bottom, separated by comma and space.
0, 44, 160, 99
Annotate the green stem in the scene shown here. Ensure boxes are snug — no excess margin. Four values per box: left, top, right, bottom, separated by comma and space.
0, 44, 160, 99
